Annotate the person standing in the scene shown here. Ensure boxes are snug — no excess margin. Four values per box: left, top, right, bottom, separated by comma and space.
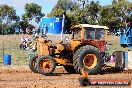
20, 36, 26, 50
25, 36, 30, 50
40, 24, 47, 36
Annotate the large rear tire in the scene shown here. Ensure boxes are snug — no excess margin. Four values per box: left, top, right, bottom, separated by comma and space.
29, 56, 38, 73
73, 45, 103, 74
37, 56, 56, 75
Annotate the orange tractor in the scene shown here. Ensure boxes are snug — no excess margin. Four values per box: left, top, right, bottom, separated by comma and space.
29, 24, 109, 75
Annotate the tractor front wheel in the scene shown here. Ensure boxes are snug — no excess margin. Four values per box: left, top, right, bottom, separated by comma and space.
29, 55, 38, 73
37, 56, 56, 75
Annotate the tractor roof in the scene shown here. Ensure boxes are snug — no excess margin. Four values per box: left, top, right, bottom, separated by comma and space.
72, 24, 109, 30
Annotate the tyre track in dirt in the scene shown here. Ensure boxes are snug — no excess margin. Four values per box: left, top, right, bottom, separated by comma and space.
0, 66, 132, 88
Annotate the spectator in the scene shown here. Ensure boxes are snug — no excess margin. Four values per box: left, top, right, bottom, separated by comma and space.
40, 24, 47, 36
32, 28, 35, 36
29, 42, 37, 52
43, 24, 47, 35
25, 36, 30, 50
20, 36, 26, 50
110, 54, 115, 63
34, 27, 39, 38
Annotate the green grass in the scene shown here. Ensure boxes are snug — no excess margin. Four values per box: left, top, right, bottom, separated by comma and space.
107, 35, 132, 53
0, 34, 132, 66
0, 34, 33, 65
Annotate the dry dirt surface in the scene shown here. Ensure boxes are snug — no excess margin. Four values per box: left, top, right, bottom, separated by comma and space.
0, 65, 132, 88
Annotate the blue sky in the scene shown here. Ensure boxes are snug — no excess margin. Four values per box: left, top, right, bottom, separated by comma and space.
0, 0, 131, 19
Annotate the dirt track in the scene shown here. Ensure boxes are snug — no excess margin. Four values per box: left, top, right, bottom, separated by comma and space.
0, 66, 132, 88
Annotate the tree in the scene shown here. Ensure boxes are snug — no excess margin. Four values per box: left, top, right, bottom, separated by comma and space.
48, 0, 131, 32
22, 3, 44, 21
22, 14, 28, 21
0, 4, 19, 25
99, 6, 117, 28
84, 1, 101, 24
112, 0, 117, 5
49, 0, 101, 24
48, 0, 74, 17
99, 0, 132, 31
0, 4, 20, 34
48, 0, 81, 33
114, 0, 132, 25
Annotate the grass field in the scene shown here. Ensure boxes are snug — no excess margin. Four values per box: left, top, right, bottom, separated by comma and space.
0, 34, 33, 65
0, 34, 132, 66
107, 35, 132, 53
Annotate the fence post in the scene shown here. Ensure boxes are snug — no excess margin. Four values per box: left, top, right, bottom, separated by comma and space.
2, 42, 4, 60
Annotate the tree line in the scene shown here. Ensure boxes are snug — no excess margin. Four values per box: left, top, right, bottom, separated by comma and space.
0, 0, 132, 34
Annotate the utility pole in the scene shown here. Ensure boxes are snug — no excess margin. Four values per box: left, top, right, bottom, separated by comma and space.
2, 12, 9, 59
61, 14, 65, 41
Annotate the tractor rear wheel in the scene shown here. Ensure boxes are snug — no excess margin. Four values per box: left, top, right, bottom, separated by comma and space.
73, 45, 103, 74
29, 55, 38, 73
37, 56, 56, 75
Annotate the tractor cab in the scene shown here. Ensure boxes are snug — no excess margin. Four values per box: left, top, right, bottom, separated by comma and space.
71, 24, 109, 53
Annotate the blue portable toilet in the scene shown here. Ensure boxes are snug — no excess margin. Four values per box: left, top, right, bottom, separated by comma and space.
40, 17, 65, 34
15, 26, 20, 34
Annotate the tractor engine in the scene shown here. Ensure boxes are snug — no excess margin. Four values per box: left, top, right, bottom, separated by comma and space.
49, 43, 73, 63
